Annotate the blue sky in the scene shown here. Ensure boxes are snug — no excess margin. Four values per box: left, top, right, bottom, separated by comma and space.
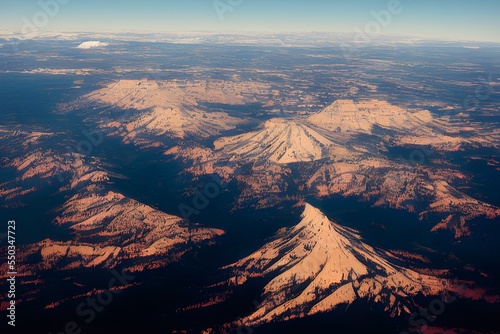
0, 0, 499, 42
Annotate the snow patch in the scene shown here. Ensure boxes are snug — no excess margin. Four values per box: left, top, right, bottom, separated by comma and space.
77, 41, 108, 49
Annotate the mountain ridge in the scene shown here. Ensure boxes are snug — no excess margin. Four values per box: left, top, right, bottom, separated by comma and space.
225, 203, 477, 325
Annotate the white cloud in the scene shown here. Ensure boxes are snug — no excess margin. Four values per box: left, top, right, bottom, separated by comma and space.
77, 41, 109, 49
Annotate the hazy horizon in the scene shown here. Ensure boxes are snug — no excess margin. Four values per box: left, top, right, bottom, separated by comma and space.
0, 0, 499, 43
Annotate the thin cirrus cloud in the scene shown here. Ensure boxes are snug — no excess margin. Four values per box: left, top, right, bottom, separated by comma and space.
0, 0, 498, 42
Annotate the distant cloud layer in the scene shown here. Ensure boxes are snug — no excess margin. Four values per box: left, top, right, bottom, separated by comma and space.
77, 41, 108, 49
